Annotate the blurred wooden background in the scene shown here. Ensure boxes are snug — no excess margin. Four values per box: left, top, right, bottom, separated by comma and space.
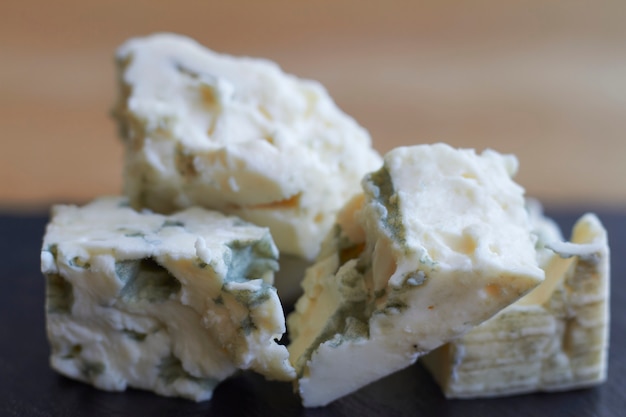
2, 0, 625, 210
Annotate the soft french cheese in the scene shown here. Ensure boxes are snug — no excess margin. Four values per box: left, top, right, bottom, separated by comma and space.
287, 143, 545, 407
41, 197, 295, 401
113, 33, 382, 262
421, 208, 610, 398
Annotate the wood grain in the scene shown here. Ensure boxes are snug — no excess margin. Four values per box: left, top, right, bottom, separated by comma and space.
2, 0, 625, 208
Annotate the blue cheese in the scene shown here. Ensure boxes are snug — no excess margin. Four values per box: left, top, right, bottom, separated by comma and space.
113, 33, 382, 262
421, 210, 610, 398
287, 143, 545, 407
41, 197, 295, 401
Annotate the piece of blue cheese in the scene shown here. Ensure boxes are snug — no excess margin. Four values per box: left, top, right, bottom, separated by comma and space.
113, 33, 382, 263
287, 143, 545, 407
421, 208, 610, 398
41, 197, 295, 401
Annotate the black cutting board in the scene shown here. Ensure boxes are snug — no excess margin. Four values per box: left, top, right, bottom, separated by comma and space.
1, 210, 625, 417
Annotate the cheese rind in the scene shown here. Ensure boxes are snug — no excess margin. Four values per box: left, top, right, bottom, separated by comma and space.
41, 197, 295, 401
288, 144, 545, 407
113, 33, 382, 261
421, 210, 610, 398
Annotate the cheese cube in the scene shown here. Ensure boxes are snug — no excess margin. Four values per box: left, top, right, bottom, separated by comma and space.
41, 197, 295, 401
421, 208, 610, 398
287, 143, 545, 407
112, 33, 382, 262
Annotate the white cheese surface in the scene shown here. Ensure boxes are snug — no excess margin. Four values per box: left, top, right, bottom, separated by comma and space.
41, 197, 295, 401
422, 212, 610, 398
288, 143, 545, 407
113, 33, 382, 261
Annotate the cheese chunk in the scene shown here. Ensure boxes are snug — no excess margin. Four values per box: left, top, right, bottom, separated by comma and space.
41, 197, 295, 401
287, 143, 545, 407
113, 33, 382, 261
421, 210, 610, 398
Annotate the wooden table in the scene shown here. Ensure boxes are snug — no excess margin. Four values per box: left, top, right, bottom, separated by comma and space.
2, 0, 625, 209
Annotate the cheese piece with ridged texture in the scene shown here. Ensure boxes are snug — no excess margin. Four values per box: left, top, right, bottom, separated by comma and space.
113, 33, 382, 262
421, 210, 610, 398
40, 197, 295, 401
287, 143, 545, 407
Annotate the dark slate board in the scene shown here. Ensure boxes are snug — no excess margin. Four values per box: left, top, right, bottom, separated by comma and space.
1, 209, 624, 417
